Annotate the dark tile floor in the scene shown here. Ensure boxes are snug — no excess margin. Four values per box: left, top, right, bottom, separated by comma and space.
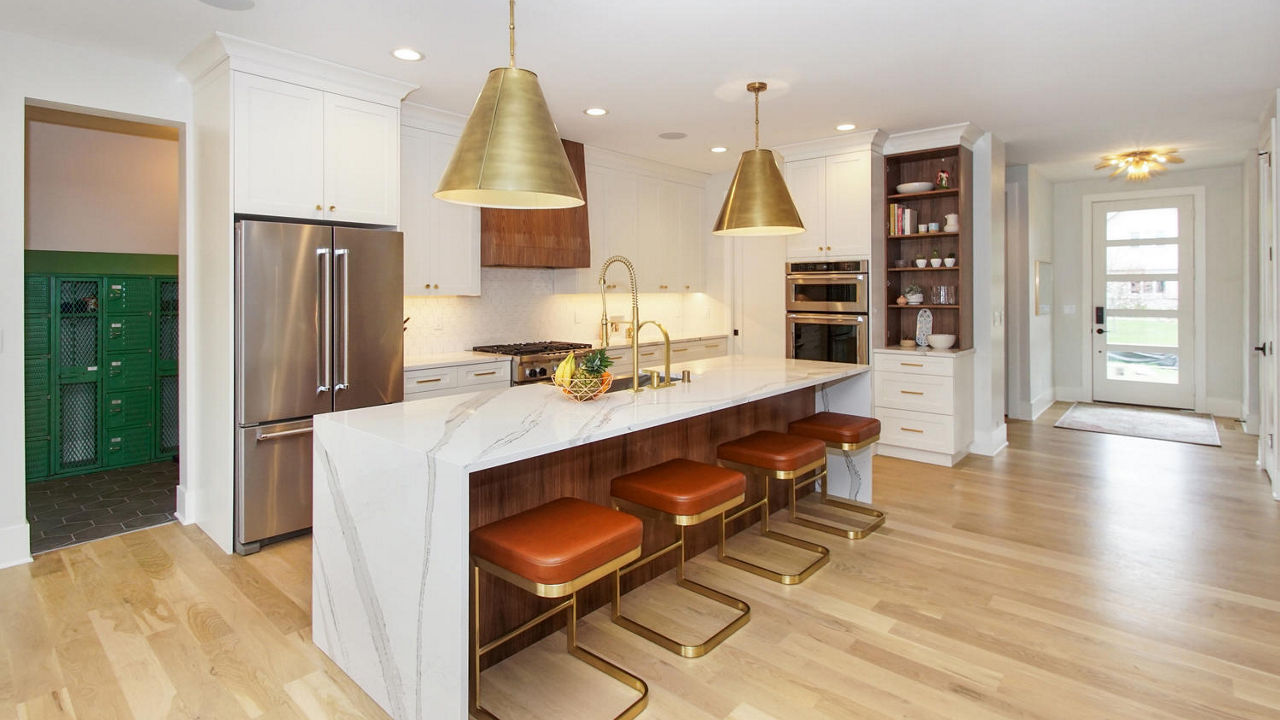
26, 460, 179, 555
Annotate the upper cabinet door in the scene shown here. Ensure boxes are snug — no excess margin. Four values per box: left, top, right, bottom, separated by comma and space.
428, 132, 481, 296
323, 94, 399, 226
233, 73, 325, 219
400, 126, 432, 296
825, 153, 871, 258
676, 182, 703, 292
784, 158, 826, 260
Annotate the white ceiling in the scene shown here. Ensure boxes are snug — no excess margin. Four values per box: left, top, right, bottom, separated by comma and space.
7, 0, 1280, 179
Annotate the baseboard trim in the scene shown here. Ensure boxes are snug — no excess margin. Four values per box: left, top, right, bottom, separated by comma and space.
1054, 386, 1088, 403
876, 444, 968, 467
1030, 390, 1055, 420
0, 522, 32, 569
970, 423, 1009, 456
1205, 397, 1244, 420
175, 484, 193, 525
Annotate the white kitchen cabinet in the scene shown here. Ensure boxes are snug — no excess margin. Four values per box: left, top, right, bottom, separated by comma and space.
323, 93, 399, 225
554, 149, 707, 295
402, 127, 481, 296
784, 152, 872, 260
233, 73, 325, 220
403, 359, 510, 401
232, 72, 400, 225
872, 348, 973, 466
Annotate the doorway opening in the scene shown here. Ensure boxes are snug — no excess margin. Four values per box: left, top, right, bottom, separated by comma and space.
23, 105, 182, 554
1086, 190, 1204, 411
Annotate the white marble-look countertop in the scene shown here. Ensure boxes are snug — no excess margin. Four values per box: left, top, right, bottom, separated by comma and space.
311, 355, 872, 720
874, 346, 976, 357
403, 350, 511, 372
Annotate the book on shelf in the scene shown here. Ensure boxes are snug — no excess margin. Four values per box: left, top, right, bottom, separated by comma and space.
888, 204, 917, 236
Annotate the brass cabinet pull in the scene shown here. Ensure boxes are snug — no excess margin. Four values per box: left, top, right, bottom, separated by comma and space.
473, 370, 497, 377
900, 390, 924, 395
900, 427, 924, 433
641, 351, 656, 357
672, 348, 688, 353
900, 362, 924, 367
705, 344, 720, 349
415, 377, 443, 384
659, 284, 669, 289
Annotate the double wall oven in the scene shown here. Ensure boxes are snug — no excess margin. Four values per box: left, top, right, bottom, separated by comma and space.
785, 260, 869, 365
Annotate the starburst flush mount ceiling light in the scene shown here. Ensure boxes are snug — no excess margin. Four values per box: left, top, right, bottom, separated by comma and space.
1095, 148, 1184, 181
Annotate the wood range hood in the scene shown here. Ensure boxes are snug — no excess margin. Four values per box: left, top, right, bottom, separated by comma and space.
480, 139, 591, 268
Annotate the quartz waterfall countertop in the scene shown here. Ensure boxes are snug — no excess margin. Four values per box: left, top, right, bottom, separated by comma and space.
321, 355, 867, 473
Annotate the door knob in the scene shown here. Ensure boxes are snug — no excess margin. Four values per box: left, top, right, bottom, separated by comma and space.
1254, 344, 1268, 355
1095, 328, 1106, 335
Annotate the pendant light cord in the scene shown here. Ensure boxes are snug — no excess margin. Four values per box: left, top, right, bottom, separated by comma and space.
508, 0, 517, 68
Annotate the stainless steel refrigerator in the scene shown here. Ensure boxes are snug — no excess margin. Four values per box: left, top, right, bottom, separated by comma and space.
234, 220, 403, 554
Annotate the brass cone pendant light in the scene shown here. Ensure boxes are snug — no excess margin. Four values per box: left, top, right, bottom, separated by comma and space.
434, 0, 584, 209
713, 82, 804, 236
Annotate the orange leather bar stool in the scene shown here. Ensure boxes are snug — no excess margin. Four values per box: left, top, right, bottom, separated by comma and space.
715, 431, 831, 585
470, 497, 648, 720
610, 459, 752, 658
787, 412, 886, 539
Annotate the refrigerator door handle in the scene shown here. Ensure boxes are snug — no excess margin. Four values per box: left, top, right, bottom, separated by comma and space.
317, 247, 332, 394
255, 426, 314, 441
335, 248, 350, 392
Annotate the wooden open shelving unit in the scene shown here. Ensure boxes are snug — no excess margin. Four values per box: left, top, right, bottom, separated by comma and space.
883, 145, 973, 348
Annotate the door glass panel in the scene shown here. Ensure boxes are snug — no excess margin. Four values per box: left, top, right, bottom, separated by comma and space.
791, 282, 859, 304
1106, 244, 1177, 275
1106, 316, 1177, 347
792, 322, 860, 363
1105, 280, 1179, 310
1106, 208, 1178, 240
1106, 351, 1179, 384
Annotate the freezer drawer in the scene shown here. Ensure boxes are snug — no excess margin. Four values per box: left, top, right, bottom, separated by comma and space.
236, 420, 313, 550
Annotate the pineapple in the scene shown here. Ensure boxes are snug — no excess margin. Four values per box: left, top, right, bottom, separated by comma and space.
574, 349, 613, 378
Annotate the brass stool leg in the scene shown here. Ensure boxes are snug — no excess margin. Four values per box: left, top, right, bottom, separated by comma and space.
471, 561, 650, 720
787, 448, 886, 540
717, 469, 829, 585
612, 523, 751, 658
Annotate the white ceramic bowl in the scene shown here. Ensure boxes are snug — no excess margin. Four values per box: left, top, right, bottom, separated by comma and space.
927, 333, 956, 350
896, 181, 934, 194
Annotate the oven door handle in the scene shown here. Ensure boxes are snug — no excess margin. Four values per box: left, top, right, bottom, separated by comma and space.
787, 274, 867, 283
787, 313, 866, 324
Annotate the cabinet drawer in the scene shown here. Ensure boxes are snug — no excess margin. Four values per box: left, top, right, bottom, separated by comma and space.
404, 367, 457, 393
106, 388, 153, 430
875, 370, 954, 414
875, 407, 958, 454
106, 352, 153, 391
875, 353, 956, 377
105, 426, 151, 467
106, 315, 153, 353
460, 363, 510, 387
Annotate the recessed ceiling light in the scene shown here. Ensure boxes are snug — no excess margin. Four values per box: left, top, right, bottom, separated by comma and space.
658, 131, 688, 140
197, 0, 255, 9
583, 107, 608, 117
835, 123, 856, 132
392, 47, 423, 62
710, 146, 728, 153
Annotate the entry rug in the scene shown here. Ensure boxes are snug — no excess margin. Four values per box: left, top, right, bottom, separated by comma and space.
1054, 402, 1221, 447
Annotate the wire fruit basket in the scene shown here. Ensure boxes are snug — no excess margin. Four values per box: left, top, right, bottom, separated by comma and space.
555, 372, 612, 402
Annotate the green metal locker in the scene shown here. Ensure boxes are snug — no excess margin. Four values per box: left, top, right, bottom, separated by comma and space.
24, 275, 52, 481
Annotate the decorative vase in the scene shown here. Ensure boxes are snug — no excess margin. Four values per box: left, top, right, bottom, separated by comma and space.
906, 293, 924, 305
944, 257, 956, 267
915, 259, 927, 268
930, 257, 942, 267
896, 295, 907, 306
943, 213, 960, 232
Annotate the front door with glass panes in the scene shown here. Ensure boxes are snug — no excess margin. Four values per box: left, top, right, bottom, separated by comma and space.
1091, 195, 1195, 408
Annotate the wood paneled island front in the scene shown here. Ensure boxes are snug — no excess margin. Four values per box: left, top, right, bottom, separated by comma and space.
311, 356, 871, 720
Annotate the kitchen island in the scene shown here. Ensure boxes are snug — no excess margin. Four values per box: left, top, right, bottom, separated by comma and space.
311, 355, 872, 720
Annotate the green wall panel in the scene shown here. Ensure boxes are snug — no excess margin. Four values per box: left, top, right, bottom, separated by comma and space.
25, 250, 177, 276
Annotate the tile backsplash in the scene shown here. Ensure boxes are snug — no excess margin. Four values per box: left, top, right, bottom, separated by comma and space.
403, 268, 730, 358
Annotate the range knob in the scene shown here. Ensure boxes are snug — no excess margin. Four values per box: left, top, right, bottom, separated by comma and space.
538, 367, 548, 377
526, 368, 539, 379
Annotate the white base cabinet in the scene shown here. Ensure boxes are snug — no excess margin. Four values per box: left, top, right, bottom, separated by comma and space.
404, 359, 510, 401
401, 124, 481, 297
602, 335, 728, 379
873, 348, 973, 467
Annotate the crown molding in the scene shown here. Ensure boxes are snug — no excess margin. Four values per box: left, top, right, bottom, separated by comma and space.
883, 122, 985, 155
400, 102, 468, 134
585, 146, 709, 187
179, 32, 417, 107
774, 128, 887, 161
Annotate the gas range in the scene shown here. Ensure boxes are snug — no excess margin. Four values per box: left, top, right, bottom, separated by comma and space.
473, 341, 594, 384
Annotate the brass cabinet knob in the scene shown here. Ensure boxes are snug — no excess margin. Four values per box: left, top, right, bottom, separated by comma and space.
434, 284, 439, 289
424, 283, 431, 289
329, 205, 336, 211
826, 245, 832, 251
315, 204, 323, 211
685, 284, 691, 289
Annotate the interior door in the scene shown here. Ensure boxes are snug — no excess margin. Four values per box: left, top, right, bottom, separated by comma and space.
332, 228, 404, 412
236, 221, 333, 424
1091, 195, 1195, 408
1259, 122, 1278, 483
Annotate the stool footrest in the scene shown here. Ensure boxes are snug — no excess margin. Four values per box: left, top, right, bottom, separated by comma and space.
719, 529, 830, 585
613, 577, 750, 659
790, 496, 886, 540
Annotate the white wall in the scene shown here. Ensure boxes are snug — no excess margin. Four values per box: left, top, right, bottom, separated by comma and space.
971, 133, 1008, 454
1052, 164, 1252, 417
0, 29, 191, 568
1005, 164, 1054, 420
403, 270, 729, 356
26, 121, 179, 254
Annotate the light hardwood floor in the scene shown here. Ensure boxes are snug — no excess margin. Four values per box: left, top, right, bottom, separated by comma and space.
3, 402, 1278, 719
